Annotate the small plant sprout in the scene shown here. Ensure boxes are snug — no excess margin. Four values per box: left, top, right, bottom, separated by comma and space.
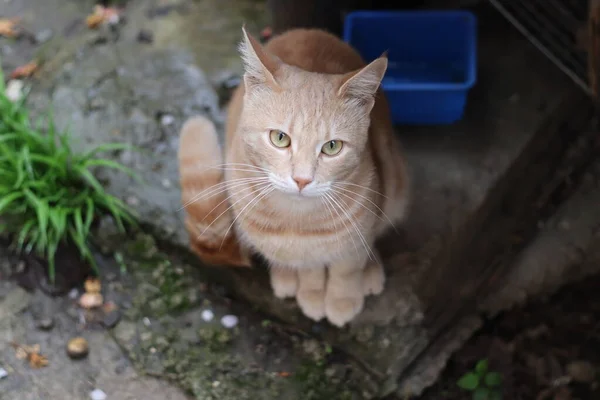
457, 359, 503, 400
0, 64, 138, 282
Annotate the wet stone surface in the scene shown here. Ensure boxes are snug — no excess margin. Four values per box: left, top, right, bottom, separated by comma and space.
0, 0, 367, 399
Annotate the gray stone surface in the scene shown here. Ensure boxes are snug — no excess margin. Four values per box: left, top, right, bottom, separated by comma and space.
0, 266, 191, 400
1, 0, 600, 398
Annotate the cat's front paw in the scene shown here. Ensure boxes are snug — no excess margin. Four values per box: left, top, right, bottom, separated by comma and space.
325, 293, 364, 327
362, 260, 385, 296
270, 267, 298, 299
296, 267, 327, 321
297, 289, 326, 321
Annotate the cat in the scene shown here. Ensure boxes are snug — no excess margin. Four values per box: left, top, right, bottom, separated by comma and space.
178, 27, 409, 327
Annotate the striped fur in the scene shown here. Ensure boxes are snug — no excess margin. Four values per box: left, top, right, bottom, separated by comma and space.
178, 28, 409, 327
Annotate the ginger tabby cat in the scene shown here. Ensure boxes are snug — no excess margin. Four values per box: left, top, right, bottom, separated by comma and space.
178, 27, 409, 327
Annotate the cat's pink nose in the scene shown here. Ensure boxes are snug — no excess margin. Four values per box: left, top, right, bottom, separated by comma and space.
293, 177, 313, 191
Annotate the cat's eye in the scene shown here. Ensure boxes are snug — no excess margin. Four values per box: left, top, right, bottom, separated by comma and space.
269, 130, 291, 148
321, 140, 343, 156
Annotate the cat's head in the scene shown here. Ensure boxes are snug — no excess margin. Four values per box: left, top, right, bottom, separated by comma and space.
236, 27, 387, 199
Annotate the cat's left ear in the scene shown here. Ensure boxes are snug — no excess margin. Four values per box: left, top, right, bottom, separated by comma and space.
239, 26, 282, 91
338, 55, 388, 108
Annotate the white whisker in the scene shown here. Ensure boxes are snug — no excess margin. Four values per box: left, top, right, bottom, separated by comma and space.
198, 183, 271, 240
331, 186, 398, 233
332, 181, 389, 200
324, 193, 360, 259
220, 185, 274, 250
211, 162, 271, 173
320, 196, 343, 257
328, 192, 375, 261
179, 177, 269, 210
198, 179, 268, 224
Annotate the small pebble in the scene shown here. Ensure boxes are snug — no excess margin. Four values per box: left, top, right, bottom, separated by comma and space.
137, 29, 154, 43
566, 360, 596, 383
66, 337, 89, 360
90, 389, 107, 400
212, 381, 221, 388
201, 309, 214, 322
220, 315, 238, 329
0, 367, 7, 379
36, 317, 55, 331
68, 288, 79, 299
102, 310, 122, 329
15, 261, 26, 273
160, 114, 175, 126
106, 14, 120, 25
161, 178, 172, 188
6, 79, 24, 102
126, 196, 140, 206
142, 317, 151, 327
34, 29, 53, 44
79, 292, 104, 309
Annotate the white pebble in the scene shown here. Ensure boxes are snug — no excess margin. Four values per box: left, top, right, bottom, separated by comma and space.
90, 389, 107, 400
126, 196, 140, 206
160, 114, 175, 126
161, 178, 172, 188
6, 80, 24, 102
142, 317, 151, 327
68, 288, 79, 299
107, 14, 120, 26
201, 309, 214, 322
220, 315, 238, 329
0, 367, 8, 379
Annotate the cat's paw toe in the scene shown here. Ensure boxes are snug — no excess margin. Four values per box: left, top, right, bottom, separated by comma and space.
270, 269, 298, 299
325, 295, 364, 327
297, 289, 326, 321
363, 262, 385, 296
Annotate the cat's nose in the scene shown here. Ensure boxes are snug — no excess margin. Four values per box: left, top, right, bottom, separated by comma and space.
293, 176, 313, 191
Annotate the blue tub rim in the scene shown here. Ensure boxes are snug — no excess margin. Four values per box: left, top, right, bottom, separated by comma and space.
342, 10, 478, 92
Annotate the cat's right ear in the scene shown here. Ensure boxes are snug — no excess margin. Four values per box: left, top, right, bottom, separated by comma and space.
239, 26, 282, 91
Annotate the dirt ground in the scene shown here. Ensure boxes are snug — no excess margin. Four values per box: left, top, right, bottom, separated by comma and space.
421, 273, 600, 400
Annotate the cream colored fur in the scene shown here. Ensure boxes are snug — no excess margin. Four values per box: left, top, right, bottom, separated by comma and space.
178, 27, 409, 327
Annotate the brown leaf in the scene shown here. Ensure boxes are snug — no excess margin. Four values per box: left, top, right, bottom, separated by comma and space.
28, 352, 49, 369
0, 18, 19, 38
86, 5, 120, 29
84, 277, 102, 294
10, 61, 39, 79
15, 346, 28, 360
278, 371, 291, 377
10, 342, 49, 369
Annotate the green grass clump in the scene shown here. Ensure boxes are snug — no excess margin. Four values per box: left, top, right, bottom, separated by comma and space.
0, 69, 137, 281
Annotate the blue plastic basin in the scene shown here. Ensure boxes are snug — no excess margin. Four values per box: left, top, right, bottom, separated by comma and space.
343, 11, 477, 125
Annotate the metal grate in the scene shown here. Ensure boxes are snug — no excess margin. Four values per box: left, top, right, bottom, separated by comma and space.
488, 0, 592, 95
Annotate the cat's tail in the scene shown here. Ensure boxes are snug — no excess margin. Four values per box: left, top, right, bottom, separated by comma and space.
178, 116, 251, 267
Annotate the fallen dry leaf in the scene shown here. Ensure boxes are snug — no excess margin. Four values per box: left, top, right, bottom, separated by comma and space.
0, 18, 19, 38
278, 371, 291, 377
86, 5, 120, 29
10, 61, 39, 79
29, 352, 49, 369
84, 277, 102, 294
10, 342, 49, 369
